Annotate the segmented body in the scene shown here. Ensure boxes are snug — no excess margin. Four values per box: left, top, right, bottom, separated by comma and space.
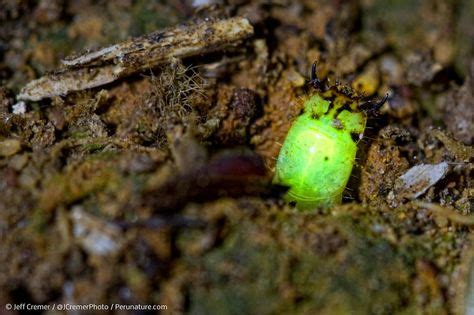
274, 93, 367, 210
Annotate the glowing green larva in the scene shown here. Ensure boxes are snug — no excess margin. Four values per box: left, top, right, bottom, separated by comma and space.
273, 64, 387, 210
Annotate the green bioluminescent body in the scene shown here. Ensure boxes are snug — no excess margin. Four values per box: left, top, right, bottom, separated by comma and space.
273, 93, 367, 210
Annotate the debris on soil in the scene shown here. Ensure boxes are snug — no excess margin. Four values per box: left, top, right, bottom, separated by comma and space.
359, 126, 410, 204
438, 61, 474, 145
0, 1, 473, 314
213, 87, 261, 145
394, 162, 450, 200
414, 202, 474, 226
71, 206, 125, 257
433, 129, 474, 162
145, 148, 270, 213
18, 17, 254, 101
405, 52, 443, 87
11, 101, 26, 115
0, 138, 22, 157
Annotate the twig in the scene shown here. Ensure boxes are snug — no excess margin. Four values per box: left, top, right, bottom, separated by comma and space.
18, 17, 253, 101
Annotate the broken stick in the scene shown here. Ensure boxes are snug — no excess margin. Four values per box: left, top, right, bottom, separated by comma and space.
18, 17, 253, 101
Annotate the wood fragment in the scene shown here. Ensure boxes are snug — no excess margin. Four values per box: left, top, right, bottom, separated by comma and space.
18, 17, 254, 101
394, 162, 450, 199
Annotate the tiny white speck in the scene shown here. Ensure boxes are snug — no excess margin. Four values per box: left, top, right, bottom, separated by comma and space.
193, 0, 213, 7
12, 101, 26, 114
309, 147, 316, 154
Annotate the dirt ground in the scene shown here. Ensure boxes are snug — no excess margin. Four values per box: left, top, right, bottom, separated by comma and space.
0, 0, 473, 314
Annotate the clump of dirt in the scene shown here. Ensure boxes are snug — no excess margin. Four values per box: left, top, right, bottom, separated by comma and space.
438, 62, 474, 145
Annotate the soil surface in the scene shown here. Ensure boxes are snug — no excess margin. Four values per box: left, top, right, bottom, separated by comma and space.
0, 1, 473, 314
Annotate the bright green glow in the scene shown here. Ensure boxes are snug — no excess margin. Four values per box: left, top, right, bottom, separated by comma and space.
274, 94, 367, 210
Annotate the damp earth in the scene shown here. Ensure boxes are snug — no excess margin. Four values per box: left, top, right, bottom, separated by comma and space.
0, 1, 473, 314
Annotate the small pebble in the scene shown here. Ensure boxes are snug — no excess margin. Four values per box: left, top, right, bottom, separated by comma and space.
0, 139, 21, 157
12, 101, 26, 114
